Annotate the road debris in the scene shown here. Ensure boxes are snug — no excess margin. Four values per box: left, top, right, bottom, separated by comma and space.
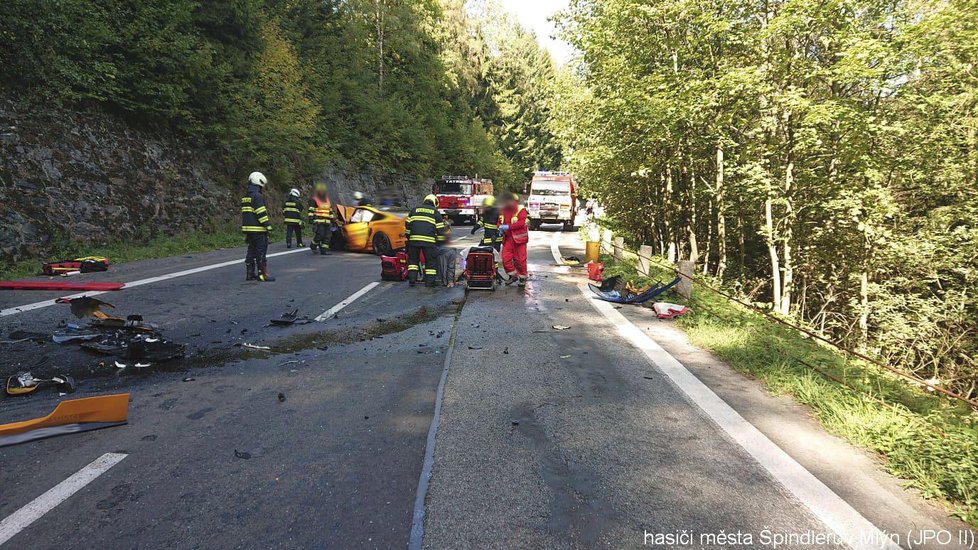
243, 343, 271, 351
278, 392, 286, 402
270, 309, 312, 326
182, 377, 196, 382
6, 372, 76, 396
234, 449, 252, 460
652, 302, 691, 319
56, 296, 115, 319
552, 325, 571, 331
0, 393, 130, 447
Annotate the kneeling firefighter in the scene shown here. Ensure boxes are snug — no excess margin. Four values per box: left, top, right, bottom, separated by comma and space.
498, 192, 529, 287
471, 195, 500, 250
308, 182, 334, 254
283, 188, 304, 249
241, 172, 275, 282
406, 194, 449, 287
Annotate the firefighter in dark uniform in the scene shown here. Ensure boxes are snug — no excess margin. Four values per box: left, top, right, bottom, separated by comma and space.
406, 194, 449, 287
308, 182, 334, 255
241, 171, 275, 282
471, 195, 500, 250
283, 188, 304, 249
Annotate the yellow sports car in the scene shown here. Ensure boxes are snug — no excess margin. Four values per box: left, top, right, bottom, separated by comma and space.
334, 205, 407, 255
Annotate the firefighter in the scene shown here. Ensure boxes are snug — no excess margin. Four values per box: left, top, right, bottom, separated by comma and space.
498, 192, 529, 287
471, 195, 500, 250
308, 182, 334, 255
353, 191, 372, 206
405, 194, 449, 287
240, 172, 275, 282
283, 188, 304, 249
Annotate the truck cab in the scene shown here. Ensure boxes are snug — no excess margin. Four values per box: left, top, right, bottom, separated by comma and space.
526, 172, 577, 230
433, 176, 493, 225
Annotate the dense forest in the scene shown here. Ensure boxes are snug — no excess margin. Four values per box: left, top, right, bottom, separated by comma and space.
556, 0, 978, 398
0, 0, 562, 188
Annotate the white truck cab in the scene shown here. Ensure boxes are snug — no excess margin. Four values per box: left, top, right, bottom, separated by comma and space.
526, 172, 577, 230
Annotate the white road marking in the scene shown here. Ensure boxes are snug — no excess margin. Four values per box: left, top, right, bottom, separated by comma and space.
0, 453, 127, 546
579, 289, 897, 549
0, 248, 308, 318
315, 282, 381, 322
554, 237, 897, 549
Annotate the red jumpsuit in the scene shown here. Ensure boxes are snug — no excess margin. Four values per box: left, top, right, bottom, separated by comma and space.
499, 205, 529, 277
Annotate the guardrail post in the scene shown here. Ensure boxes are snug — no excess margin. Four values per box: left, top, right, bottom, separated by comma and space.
677, 259, 695, 299
612, 236, 625, 260
638, 245, 652, 276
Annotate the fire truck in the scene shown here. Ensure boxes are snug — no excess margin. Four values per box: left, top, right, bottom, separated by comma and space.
526, 171, 577, 230
432, 176, 494, 224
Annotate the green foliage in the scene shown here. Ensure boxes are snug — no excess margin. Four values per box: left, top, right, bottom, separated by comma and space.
599, 253, 978, 524
558, 0, 978, 401
0, 0, 562, 188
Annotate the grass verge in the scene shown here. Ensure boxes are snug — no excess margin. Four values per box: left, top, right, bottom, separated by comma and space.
0, 223, 244, 279
598, 252, 978, 526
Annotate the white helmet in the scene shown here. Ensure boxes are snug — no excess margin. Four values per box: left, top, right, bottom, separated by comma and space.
289, 188, 300, 197
248, 172, 267, 187
353, 191, 364, 200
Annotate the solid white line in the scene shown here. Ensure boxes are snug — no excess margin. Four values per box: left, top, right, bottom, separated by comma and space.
581, 290, 898, 549
0, 248, 308, 318
553, 236, 897, 550
0, 453, 127, 546
314, 282, 381, 322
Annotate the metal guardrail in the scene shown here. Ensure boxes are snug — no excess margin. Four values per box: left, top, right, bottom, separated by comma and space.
591, 230, 978, 410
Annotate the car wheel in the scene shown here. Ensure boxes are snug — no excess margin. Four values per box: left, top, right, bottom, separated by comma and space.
373, 232, 393, 256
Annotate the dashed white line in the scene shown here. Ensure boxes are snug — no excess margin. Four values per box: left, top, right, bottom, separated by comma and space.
0, 453, 127, 546
314, 282, 382, 322
0, 248, 309, 318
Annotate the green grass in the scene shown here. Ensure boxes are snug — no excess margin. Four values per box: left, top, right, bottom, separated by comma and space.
1, 223, 244, 279
599, 252, 978, 525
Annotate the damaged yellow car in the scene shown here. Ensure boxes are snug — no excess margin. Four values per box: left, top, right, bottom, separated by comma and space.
334, 205, 407, 256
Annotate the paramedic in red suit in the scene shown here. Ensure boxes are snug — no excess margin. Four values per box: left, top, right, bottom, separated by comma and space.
498, 192, 529, 287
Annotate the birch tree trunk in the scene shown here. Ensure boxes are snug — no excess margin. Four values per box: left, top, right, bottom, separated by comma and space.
715, 145, 727, 279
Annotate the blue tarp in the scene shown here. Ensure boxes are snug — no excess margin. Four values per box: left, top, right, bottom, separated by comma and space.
588, 276, 681, 304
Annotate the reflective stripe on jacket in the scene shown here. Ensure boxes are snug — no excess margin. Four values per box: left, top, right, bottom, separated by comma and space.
241, 184, 270, 233
406, 206, 447, 247
499, 205, 528, 243
283, 199, 303, 225
308, 196, 333, 224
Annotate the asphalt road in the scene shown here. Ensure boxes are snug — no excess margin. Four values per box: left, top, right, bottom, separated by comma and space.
0, 229, 972, 549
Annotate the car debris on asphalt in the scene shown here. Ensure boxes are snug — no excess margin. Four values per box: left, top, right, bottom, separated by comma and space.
5, 372, 76, 396
0, 393, 130, 447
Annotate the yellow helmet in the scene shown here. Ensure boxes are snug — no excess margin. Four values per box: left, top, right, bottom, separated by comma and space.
424, 194, 439, 206
483, 196, 496, 208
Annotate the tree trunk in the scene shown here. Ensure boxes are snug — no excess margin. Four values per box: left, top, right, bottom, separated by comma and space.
715, 146, 727, 279
375, 0, 385, 94
779, 158, 794, 316
665, 167, 677, 263
765, 182, 782, 312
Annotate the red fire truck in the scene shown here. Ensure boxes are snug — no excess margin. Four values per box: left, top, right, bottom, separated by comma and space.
432, 176, 494, 225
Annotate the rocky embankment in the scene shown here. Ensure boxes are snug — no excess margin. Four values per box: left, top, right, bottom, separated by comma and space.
0, 98, 432, 264
0, 99, 232, 262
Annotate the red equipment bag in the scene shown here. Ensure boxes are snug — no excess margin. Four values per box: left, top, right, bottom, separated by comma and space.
587, 261, 604, 282
380, 251, 410, 281
465, 248, 496, 290
42, 257, 110, 276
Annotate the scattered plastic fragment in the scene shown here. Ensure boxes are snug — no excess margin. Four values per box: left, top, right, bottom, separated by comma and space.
0, 393, 129, 447
6, 372, 76, 396
552, 325, 571, 331
243, 343, 271, 351
234, 450, 252, 460
277, 393, 286, 403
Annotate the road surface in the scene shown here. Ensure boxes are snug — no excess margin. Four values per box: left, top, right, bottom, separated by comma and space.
0, 229, 972, 549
